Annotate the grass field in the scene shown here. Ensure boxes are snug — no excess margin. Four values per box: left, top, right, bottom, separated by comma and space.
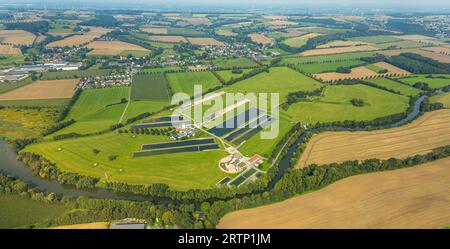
131, 74, 170, 101
294, 60, 365, 74
287, 84, 409, 124
298, 109, 450, 166
54, 87, 128, 134
218, 157, 450, 229
167, 27, 207, 37
40, 69, 112, 80
365, 63, 386, 73
0, 193, 66, 228
223, 67, 323, 102
26, 132, 230, 190
430, 92, 450, 108
121, 100, 170, 121
166, 71, 221, 96
215, 69, 253, 81
347, 35, 402, 44
397, 75, 450, 89
237, 112, 296, 157
364, 78, 422, 96
212, 57, 258, 68
281, 51, 378, 65
0, 55, 25, 66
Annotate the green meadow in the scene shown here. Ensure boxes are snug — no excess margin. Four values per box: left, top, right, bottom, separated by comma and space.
0, 193, 66, 229
294, 60, 365, 74
52, 87, 129, 135
215, 69, 253, 81
166, 71, 221, 96
397, 75, 450, 89
224, 67, 323, 102
26, 132, 230, 190
287, 84, 409, 124
212, 57, 259, 68
364, 78, 422, 96
430, 92, 450, 108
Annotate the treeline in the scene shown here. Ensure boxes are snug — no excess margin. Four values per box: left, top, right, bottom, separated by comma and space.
386, 53, 450, 74
222, 67, 269, 86
58, 88, 82, 121
278, 30, 389, 53
4, 21, 49, 34
283, 86, 325, 107
42, 119, 76, 136
119, 127, 174, 136
79, 14, 120, 28
17, 152, 99, 189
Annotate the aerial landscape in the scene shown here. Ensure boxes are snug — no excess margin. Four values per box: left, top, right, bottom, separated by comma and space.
0, 0, 449, 232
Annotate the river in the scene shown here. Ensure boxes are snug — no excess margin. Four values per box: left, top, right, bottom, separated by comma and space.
0, 95, 428, 201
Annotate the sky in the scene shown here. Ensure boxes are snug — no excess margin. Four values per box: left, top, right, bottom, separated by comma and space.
3, 0, 450, 10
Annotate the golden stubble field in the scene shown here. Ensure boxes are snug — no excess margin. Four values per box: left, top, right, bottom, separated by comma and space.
0, 30, 36, 45
46, 27, 111, 47
218, 157, 450, 229
85, 41, 149, 55
380, 49, 450, 63
187, 37, 224, 46
301, 44, 380, 56
0, 79, 79, 100
248, 34, 273, 45
298, 109, 450, 167
313, 61, 409, 82
0, 44, 22, 55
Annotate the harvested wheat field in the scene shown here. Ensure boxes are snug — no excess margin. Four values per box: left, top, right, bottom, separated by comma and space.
148, 35, 188, 43
420, 46, 450, 56
0, 79, 78, 100
215, 29, 237, 37
0, 44, 22, 55
313, 62, 409, 82
301, 45, 380, 56
297, 109, 450, 167
86, 41, 149, 55
49, 222, 108, 229
187, 37, 224, 46
46, 27, 111, 47
218, 157, 450, 229
317, 40, 371, 49
248, 34, 273, 45
141, 27, 168, 34
283, 28, 307, 38
0, 30, 36, 45
381, 49, 450, 63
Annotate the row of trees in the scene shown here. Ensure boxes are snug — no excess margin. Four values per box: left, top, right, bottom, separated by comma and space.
387, 53, 450, 74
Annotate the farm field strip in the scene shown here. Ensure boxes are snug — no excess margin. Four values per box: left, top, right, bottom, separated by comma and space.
380, 49, 450, 63
300, 45, 380, 56
218, 157, 450, 229
86, 41, 149, 55
131, 74, 170, 101
0, 79, 78, 100
397, 75, 450, 89
313, 62, 410, 82
298, 109, 450, 167
0, 30, 36, 45
364, 78, 422, 96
